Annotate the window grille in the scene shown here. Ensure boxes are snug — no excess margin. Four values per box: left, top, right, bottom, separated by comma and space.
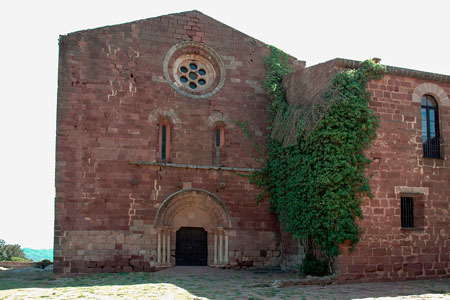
401, 196, 414, 228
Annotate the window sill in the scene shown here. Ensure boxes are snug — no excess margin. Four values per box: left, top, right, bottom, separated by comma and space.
400, 227, 424, 231
157, 160, 171, 163
423, 156, 443, 160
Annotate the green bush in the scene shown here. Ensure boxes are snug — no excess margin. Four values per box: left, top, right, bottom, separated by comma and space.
10, 256, 32, 262
0, 239, 29, 261
300, 254, 330, 277
40, 259, 51, 264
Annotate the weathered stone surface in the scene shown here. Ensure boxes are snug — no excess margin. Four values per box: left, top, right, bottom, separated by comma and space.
55, 10, 296, 275
55, 10, 449, 282
285, 64, 450, 282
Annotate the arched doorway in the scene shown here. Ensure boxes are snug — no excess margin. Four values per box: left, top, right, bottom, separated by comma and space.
154, 189, 232, 267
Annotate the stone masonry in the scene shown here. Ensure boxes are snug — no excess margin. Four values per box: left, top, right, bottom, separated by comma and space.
56, 10, 449, 282
55, 10, 304, 275
284, 59, 450, 282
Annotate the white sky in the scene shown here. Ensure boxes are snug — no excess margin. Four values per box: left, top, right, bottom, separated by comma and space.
0, 0, 449, 249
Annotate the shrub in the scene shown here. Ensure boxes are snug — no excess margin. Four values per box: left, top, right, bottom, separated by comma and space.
10, 256, 33, 262
40, 259, 51, 264
300, 254, 330, 277
0, 239, 29, 261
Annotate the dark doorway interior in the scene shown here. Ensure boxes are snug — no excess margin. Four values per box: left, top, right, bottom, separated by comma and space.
176, 227, 207, 266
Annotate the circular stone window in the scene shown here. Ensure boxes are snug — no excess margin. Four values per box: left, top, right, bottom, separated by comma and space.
163, 42, 226, 99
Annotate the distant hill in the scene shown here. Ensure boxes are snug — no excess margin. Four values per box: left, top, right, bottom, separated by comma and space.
23, 248, 53, 262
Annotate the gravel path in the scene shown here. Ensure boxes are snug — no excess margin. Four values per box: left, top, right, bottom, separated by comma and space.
0, 266, 449, 299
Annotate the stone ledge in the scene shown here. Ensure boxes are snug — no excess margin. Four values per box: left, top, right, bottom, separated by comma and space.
129, 161, 261, 173
334, 58, 450, 83
0, 261, 43, 269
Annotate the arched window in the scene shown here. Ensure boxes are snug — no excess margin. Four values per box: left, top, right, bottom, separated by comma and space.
158, 120, 171, 161
215, 127, 225, 148
421, 95, 440, 158
214, 125, 225, 165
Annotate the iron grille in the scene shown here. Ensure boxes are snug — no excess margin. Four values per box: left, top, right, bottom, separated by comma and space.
401, 196, 414, 228
423, 137, 440, 158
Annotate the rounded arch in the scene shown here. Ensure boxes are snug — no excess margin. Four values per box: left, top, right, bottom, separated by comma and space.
154, 189, 232, 229
412, 83, 449, 107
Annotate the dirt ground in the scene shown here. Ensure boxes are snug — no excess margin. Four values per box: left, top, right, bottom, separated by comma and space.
0, 266, 449, 299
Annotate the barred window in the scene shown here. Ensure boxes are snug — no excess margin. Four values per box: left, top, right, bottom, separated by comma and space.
401, 196, 414, 228
400, 194, 424, 229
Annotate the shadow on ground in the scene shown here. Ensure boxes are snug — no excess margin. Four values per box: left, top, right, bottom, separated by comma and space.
1, 267, 449, 300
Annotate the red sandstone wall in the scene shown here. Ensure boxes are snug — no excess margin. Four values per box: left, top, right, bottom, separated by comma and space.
280, 61, 450, 281
337, 74, 450, 282
283, 59, 339, 107
56, 10, 450, 279
55, 11, 299, 274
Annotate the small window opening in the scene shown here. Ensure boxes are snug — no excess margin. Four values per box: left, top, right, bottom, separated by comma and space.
401, 196, 414, 228
400, 194, 424, 229
189, 72, 198, 80
161, 125, 167, 160
214, 126, 225, 166
216, 129, 221, 147
189, 63, 198, 70
215, 127, 224, 148
158, 120, 171, 161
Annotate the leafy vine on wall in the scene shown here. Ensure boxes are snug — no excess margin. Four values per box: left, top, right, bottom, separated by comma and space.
249, 46, 386, 269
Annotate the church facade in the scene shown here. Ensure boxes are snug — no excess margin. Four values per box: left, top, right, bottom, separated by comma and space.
55, 10, 449, 282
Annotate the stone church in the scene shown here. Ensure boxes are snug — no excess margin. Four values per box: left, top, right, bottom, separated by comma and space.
55, 10, 449, 282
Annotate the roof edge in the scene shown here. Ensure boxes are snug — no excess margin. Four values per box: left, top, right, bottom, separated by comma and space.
60, 10, 303, 64
62, 10, 204, 36
330, 58, 450, 83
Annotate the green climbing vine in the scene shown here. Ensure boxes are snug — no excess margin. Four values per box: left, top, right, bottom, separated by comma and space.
251, 46, 386, 268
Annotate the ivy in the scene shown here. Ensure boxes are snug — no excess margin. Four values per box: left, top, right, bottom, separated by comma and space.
252, 46, 386, 265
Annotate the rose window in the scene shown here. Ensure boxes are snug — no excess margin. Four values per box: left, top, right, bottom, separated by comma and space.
172, 55, 216, 93
163, 41, 226, 99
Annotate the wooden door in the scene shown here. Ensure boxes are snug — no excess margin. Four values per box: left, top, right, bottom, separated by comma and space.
176, 227, 207, 266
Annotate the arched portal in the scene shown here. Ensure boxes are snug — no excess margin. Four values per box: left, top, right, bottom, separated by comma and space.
154, 189, 232, 267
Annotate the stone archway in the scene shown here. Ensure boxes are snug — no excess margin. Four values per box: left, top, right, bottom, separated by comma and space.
154, 189, 232, 267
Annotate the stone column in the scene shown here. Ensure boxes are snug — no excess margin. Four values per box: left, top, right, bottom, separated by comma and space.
157, 231, 161, 264
224, 232, 229, 263
166, 231, 171, 266
162, 231, 166, 264
214, 232, 218, 264
219, 231, 223, 263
